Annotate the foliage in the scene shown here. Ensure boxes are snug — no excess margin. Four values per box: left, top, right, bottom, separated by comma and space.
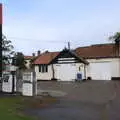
2, 35, 15, 71
14, 52, 26, 69
109, 32, 120, 44
109, 32, 120, 55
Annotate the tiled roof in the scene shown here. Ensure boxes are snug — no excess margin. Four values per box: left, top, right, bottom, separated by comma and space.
75, 43, 120, 59
32, 43, 120, 65
33, 52, 59, 64
24, 56, 33, 60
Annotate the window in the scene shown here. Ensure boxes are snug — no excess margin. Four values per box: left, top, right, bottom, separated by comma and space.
39, 65, 48, 73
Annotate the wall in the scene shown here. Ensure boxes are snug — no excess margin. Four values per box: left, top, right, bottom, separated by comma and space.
35, 65, 53, 80
35, 63, 86, 81
54, 63, 85, 80
75, 63, 86, 79
25, 59, 31, 69
86, 58, 120, 80
111, 58, 120, 77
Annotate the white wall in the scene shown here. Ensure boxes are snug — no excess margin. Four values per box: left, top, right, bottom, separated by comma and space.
2, 74, 16, 92
25, 60, 31, 69
111, 58, 120, 77
86, 58, 120, 80
35, 58, 120, 81
54, 63, 85, 81
75, 63, 86, 79
35, 63, 85, 81
35, 65, 53, 80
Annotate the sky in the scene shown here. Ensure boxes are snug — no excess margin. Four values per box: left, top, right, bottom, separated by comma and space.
0, 0, 120, 55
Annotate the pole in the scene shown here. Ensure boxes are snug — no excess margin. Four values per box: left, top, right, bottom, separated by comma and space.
11, 71, 15, 93
0, 4, 2, 77
68, 41, 70, 50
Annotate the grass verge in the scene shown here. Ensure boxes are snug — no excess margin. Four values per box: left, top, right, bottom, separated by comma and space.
0, 95, 57, 120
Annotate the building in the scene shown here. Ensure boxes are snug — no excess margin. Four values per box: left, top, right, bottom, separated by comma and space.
33, 49, 88, 81
24, 56, 35, 69
32, 43, 120, 81
75, 43, 120, 80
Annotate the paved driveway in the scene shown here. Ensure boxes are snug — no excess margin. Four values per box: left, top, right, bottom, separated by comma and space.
26, 81, 120, 120
28, 96, 120, 120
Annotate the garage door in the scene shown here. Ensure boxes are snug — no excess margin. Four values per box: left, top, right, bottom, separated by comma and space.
89, 62, 111, 80
56, 64, 76, 81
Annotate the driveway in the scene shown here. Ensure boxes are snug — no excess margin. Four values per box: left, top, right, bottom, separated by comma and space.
27, 96, 120, 120
26, 81, 120, 120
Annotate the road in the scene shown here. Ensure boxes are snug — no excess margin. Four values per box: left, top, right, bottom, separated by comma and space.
26, 81, 120, 120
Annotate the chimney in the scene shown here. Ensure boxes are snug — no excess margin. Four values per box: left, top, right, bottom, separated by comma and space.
37, 50, 41, 56
32, 53, 35, 57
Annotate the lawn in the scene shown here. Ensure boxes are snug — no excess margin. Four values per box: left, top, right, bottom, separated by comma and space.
0, 95, 57, 120
0, 96, 35, 120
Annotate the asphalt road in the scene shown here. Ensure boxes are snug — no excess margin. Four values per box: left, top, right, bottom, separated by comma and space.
27, 97, 120, 120
27, 81, 120, 120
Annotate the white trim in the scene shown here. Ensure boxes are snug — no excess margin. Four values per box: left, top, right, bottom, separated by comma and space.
58, 60, 75, 63
58, 58, 75, 60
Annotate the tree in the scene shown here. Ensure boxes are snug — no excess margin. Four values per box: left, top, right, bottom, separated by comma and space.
14, 52, 26, 69
109, 32, 120, 56
2, 35, 15, 70
13, 52, 26, 93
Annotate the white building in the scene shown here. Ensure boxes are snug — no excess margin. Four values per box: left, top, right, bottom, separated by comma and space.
33, 44, 120, 81
24, 56, 34, 69
33, 50, 88, 81
75, 43, 120, 80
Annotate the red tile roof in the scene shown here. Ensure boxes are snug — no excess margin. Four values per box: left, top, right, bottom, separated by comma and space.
32, 43, 120, 65
75, 43, 120, 59
24, 56, 33, 60
33, 52, 59, 65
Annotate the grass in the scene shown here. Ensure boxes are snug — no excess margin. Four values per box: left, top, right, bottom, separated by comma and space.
0, 95, 57, 120
0, 96, 35, 120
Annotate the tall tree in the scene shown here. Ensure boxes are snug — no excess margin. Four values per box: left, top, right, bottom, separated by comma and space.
109, 32, 120, 56
2, 35, 15, 70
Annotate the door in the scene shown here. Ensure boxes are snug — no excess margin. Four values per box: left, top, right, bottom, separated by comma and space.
56, 64, 76, 81
89, 62, 111, 80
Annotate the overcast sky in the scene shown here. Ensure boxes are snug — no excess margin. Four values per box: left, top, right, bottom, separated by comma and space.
1, 0, 120, 55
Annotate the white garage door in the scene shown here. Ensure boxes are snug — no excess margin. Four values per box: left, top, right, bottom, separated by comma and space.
89, 62, 111, 80
56, 64, 76, 81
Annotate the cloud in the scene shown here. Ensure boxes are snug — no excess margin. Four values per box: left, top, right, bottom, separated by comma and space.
2, 0, 120, 55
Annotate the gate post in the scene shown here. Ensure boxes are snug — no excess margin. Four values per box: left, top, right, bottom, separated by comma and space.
22, 71, 37, 96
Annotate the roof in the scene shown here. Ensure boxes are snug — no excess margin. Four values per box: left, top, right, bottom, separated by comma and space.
33, 52, 59, 65
50, 49, 89, 65
24, 56, 33, 60
75, 43, 120, 59
32, 43, 120, 65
